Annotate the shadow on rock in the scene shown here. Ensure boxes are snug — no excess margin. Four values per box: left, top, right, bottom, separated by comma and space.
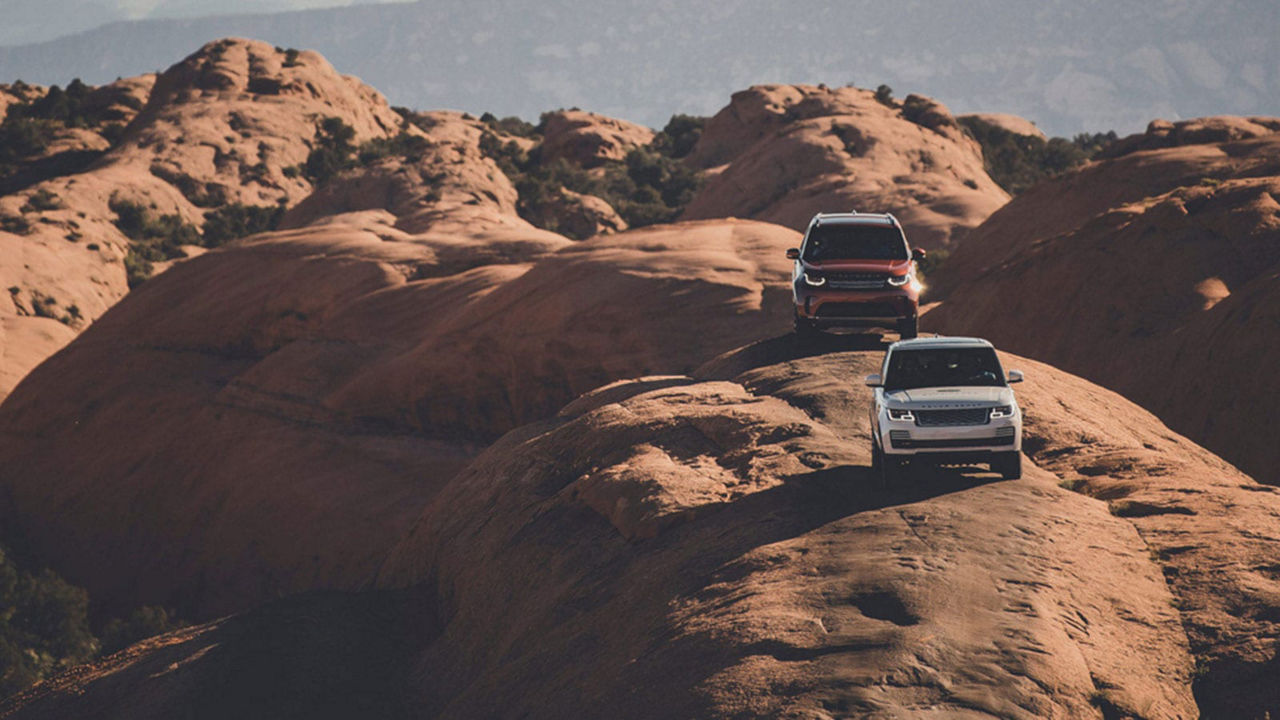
697, 331, 893, 380
0, 588, 439, 720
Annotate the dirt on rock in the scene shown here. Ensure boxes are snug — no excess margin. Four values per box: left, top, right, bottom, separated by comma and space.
681, 84, 1009, 249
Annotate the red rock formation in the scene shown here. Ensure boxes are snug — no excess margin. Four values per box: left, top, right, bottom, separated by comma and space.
682, 85, 1009, 249
926, 117, 1280, 484
0, 38, 410, 400
9, 341, 1279, 718
538, 109, 655, 168
0, 214, 796, 618
958, 112, 1047, 140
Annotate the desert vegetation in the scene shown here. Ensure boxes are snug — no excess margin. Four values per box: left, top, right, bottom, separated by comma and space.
957, 116, 1117, 194
296, 116, 429, 185
0, 78, 133, 190
0, 545, 183, 697
475, 112, 705, 237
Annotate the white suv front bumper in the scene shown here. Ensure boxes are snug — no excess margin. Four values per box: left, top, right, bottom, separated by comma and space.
877, 414, 1022, 457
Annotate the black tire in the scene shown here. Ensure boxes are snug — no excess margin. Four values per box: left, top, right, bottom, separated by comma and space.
881, 454, 906, 488
794, 312, 820, 341
871, 439, 883, 473
994, 452, 1022, 480
898, 316, 918, 340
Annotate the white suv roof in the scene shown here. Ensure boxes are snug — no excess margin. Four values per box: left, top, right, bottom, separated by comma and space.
889, 336, 994, 351
810, 211, 897, 227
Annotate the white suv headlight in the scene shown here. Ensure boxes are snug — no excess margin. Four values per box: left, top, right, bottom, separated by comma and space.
803, 271, 826, 286
887, 272, 913, 287
989, 405, 1015, 419
887, 407, 915, 421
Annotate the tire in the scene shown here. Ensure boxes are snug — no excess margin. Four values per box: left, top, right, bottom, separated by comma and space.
880, 454, 906, 488
871, 439, 883, 473
994, 452, 1022, 480
898, 316, 918, 340
794, 312, 820, 341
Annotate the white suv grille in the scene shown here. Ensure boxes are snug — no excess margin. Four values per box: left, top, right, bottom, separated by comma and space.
915, 408, 990, 426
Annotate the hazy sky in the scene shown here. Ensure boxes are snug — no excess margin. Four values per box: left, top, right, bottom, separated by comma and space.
2, 0, 1275, 136
0, 0, 415, 45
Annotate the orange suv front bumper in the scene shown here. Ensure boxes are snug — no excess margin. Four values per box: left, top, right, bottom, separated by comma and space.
793, 282, 919, 330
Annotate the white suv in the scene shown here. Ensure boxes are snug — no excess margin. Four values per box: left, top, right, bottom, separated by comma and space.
865, 337, 1024, 482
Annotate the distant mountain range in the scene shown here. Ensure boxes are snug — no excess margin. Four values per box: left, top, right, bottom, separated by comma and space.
2, 0, 1277, 136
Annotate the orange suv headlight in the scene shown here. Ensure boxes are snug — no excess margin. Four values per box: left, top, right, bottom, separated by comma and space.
803, 271, 826, 286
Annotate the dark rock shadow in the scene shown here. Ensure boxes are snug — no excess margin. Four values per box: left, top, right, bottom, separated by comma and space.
696, 331, 894, 381
1, 588, 438, 720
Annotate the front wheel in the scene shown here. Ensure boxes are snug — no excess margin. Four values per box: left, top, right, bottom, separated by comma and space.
898, 316, 918, 340
993, 452, 1022, 480
880, 453, 906, 488
794, 312, 820, 341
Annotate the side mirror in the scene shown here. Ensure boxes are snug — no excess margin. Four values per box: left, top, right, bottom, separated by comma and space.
786, 248, 800, 260
1007, 370, 1024, 383
911, 248, 926, 262
864, 373, 882, 387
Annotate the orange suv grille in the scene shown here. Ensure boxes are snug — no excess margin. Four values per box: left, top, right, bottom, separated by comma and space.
826, 271, 890, 290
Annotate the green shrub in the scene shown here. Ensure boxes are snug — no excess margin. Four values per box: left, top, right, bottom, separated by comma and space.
202, 203, 284, 246
0, 543, 190, 697
0, 117, 56, 163
282, 48, 302, 68
0, 78, 131, 184
303, 117, 358, 184
478, 132, 528, 176
0, 545, 98, 698
123, 249, 153, 289
874, 84, 895, 106
957, 117, 1117, 195
652, 114, 705, 159
479, 112, 537, 138
109, 198, 199, 287
356, 132, 430, 164
506, 144, 702, 232
900, 95, 932, 125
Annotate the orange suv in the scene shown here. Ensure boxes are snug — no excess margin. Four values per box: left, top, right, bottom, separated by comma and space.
787, 212, 925, 339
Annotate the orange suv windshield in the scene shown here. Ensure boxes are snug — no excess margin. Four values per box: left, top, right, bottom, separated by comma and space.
803, 225, 908, 261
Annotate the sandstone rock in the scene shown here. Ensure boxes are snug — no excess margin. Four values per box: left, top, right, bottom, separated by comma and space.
681, 84, 1008, 249
538, 109, 655, 168
0, 216, 795, 617
8, 339, 1279, 717
0, 39, 411, 400
1101, 115, 1280, 158
957, 112, 1047, 140
518, 186, 626, 239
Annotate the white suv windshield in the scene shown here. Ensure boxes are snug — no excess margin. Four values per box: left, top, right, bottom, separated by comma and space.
884, 348, 1005, 391
803, 224, 908, 261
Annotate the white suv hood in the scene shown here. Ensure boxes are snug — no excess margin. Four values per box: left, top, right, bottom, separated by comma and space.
884, 386, 1013, 408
